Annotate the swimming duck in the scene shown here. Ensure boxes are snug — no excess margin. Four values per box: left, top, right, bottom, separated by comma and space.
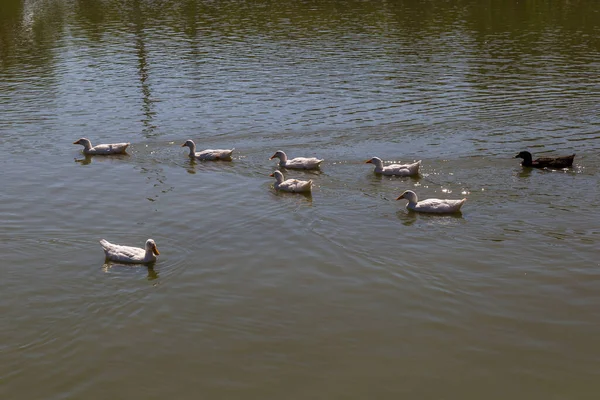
365, 157, 421, 176
270, 150, 323, 170
181, 139, 234, 161
270, 170, 312, 193
99, 239, 160, 264
73, 138, 130, 155
515, 151, 575, 169
396, 190, 466, 214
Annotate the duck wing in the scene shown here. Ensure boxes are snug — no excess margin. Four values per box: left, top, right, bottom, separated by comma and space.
534, 154, 575, 168
550, 154, 575, 168
381, 160, 421, 176
414, 198, 466, 213
279, 179, 312, 193
284, 157, 323, 170
89, 143, 130, 155
195, 148, 234, 161
100, 239, 144, 262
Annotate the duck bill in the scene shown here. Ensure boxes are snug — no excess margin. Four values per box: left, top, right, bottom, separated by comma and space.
396, 195, 405, 200
181, 143, 187, 147
269, 173, 274, 177
152, 245, 160, 256
365, 160, 372, 164
514, 154, 520, 158
269, 155, 276, 160
73, 140, 80, 145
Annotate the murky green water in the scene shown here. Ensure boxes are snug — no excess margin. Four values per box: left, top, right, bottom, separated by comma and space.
1, 0, 599, 398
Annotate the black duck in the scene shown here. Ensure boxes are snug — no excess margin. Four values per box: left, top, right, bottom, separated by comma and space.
515, 151, 575, 169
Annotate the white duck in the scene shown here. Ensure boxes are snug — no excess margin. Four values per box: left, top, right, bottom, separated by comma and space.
270, 150, 323, 170
73, 138, 130, 155
181, 139, 234, 161
100, 239, 160, 264
365, 157, 421, 176
396, 190, 466, 214
270, 170, 312, 193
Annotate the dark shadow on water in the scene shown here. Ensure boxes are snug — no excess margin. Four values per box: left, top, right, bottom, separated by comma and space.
271, 188, 313, 203
131, 0, 157, 138
185, 158, 197, 174
369, 172, 422, 183
75, 155, 93, 165
517, 167, 533, 178
185, 157, 236, 174
396, 209, 463, 226
517, 166, 576, 178
102, 261, 159, 281
277, 166, 323, 176
75, 153, 130, 165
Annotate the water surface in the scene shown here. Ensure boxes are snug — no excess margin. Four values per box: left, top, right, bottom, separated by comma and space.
1, 0, 599, 398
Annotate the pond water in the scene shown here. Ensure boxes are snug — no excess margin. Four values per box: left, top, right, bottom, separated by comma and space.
1, 0, 599, 398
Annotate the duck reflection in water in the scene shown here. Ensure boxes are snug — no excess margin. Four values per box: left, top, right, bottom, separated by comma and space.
75, 155, 93, 165
397, 208, 464, 226
273, 189, 313, 203
102, 262, 159, 281
517, 168, 533, 179
186, 158, 197, 174
75, 153, 130, 165
185, 156, 238, 175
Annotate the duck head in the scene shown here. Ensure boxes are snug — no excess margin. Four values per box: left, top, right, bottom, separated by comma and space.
145, 239, 160, 256
515, 151, 532, 160
396, 190, 418, 204
73, 138, 93, 150
515, 151, 533, 166
365, 157, 384, 168
181, 139, 196, 156
270, 150, 287, 162
181, 139, 195, 149
269, 170, 285, 183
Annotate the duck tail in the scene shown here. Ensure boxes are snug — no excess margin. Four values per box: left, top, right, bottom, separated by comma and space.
306, 180, 314, 192
411, 160, 422, 174
99, 239, 111, 252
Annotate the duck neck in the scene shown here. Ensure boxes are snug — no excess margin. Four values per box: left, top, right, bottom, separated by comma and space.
372, 159, 384, 171
144, 249, 156, 261
405, 193, 418, 207
521, 153, 533, 166
278, 153, 288, 165
187, 143, 196, 157
81, 140, 93, 151
144, 248, 156, 261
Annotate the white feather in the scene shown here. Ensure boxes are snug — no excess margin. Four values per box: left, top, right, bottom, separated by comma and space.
366, 157, 420, 176
397, 190, 466, 213
100, 239, 159, 263
270, 150, 323, 170
182, 139, 234, 161
74, 138, 129, 155
270, 170, 313, 193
